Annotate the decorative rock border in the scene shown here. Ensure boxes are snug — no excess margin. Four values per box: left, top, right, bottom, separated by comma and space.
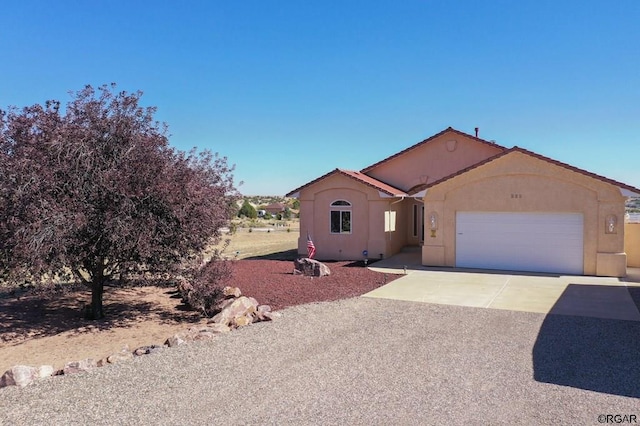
0, 286, 280, 389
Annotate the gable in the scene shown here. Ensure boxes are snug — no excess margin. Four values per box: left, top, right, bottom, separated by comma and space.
417, 147, 640, 199
287, 168, 406, 199
291, 169, 398, 201
362, 128, 505, 192
423, 149, 633, 201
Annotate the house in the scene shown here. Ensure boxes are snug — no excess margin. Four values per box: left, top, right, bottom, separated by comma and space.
264, 203, 286, 215
286, 127, 640, 277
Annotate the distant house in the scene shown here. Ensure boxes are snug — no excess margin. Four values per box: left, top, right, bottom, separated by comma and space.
264, 203, 286, 215
287, 127, 640, 277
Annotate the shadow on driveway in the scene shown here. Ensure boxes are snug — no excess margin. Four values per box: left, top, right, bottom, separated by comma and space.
532, 284, 640, 397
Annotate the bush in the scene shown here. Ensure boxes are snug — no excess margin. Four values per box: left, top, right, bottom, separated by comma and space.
179, 254, 234, 317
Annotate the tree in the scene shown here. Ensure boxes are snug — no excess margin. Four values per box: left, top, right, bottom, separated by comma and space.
282, 206, 292, 219
237, 200, 257, 219
0, 84, 238, 319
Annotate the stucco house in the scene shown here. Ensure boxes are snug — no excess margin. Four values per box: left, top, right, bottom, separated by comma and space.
286, 127, 640, 277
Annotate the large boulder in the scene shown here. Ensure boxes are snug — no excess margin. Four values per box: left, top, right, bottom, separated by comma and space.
211, 296, 259, 328
293, 258, 331, 277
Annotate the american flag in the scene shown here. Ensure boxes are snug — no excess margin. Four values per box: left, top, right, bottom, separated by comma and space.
307, 233, 316, 259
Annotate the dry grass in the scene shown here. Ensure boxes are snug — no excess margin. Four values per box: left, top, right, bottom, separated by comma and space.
217, 226, 300, 259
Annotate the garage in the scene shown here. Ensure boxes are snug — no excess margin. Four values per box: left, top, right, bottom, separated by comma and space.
455, 212, 584, 275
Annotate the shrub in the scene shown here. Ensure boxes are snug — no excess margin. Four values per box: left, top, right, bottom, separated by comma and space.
179, 253, 234, 317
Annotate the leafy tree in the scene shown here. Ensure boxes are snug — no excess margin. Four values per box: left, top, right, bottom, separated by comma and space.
282, 206, 291, 219
0, 84, 238, 319
238, 200, 257, 219
291, 199, 300, 210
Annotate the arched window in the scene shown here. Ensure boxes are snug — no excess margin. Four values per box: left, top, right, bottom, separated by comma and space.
330, 200, 351, 234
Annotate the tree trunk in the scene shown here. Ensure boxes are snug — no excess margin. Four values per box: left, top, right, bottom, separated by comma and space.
85, 280, 105, 320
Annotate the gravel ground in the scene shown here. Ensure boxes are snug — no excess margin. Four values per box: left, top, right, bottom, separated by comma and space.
1, 297, 639, 425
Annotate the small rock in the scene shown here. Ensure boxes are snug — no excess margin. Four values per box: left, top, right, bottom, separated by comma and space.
37, 365, 54, 379
0, 365, 39, 388
233, 315, 253, 328
107, 346, 134, 364
263, 311, 282, 321
63, 359, 97, 375
165, 334, 187, 348
222, 286, 242, 298
255, 305, 272, 321
133, 345, 166, 356
202, 322, 231, 334
193, 331, 216, 341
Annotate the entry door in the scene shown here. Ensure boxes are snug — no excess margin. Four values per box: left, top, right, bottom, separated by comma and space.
455, 212, 584, 274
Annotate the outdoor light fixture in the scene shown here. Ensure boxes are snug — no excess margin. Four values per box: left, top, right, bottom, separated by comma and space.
429, 212, 438, 237
605, 215, 617, 234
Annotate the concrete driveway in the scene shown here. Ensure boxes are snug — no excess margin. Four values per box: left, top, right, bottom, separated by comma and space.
366, 251, 640, 321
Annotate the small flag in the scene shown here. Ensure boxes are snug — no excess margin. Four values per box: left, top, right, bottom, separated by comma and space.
307, 233, 316, 259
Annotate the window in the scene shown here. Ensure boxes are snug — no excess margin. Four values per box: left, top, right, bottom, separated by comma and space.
385, 211, 396, 232
330, 200, 351, 234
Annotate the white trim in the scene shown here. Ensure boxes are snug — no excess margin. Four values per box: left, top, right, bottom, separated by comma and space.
413, 189, 427, 198
330, 210, 352, 234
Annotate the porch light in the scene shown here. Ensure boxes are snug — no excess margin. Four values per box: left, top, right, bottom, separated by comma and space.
605, 215, 617, 234
429, 212, 438, 238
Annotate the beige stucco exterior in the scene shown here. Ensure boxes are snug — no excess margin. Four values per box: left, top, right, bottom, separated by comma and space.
296, 173, 408, 260
421, 151, 628, 277
625, 223, 640, 267
289, 128, 639, 277
365, 132, 503, 191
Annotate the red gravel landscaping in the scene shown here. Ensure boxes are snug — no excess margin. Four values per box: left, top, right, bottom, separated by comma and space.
229, 260, 401, 310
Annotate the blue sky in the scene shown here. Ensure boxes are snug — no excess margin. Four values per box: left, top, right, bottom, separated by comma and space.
1, 1, 638, 195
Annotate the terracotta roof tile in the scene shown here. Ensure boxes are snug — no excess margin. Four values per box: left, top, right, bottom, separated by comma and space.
286, 168, 407, 197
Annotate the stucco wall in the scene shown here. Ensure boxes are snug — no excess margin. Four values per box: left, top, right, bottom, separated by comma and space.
297, 173, 407, 260
366, 131, 503, 191
625, 223, 640, 267
422, 151, 627, 277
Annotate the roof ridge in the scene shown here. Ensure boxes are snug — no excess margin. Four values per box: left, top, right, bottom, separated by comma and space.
286, 168, 407, 197
409, 146, 640, 195
360, 127, 507, 173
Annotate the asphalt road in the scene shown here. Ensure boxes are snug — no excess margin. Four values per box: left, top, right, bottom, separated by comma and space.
1, 297, 639, 425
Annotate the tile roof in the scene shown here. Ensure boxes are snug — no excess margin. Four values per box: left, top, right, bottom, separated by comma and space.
408, 146, 640, 196
360, 127, 507, 173
286, 168, 407, 198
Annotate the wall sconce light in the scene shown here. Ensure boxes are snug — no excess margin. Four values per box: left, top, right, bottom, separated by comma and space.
605, 215, 617, 234
429, 212, 438, 237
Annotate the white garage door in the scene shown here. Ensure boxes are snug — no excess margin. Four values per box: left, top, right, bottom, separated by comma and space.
456, 212, 584, 275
